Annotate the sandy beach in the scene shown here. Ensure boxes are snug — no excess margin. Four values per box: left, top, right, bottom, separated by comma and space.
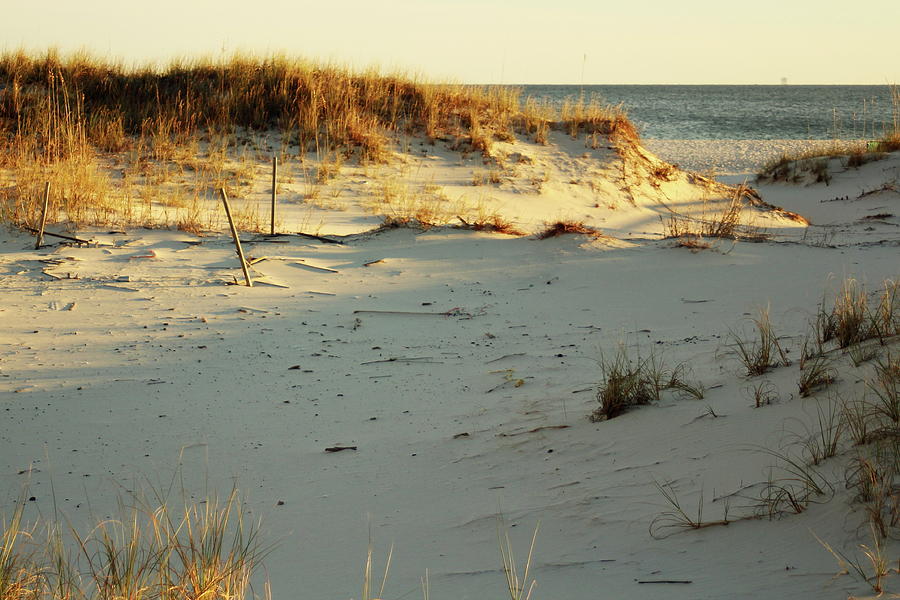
3, 127, 900, 600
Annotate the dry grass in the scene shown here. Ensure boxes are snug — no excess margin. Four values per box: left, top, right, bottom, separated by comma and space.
0, 50, 639, 233
591, 347, 702, 421
558, 94, 638, 144
730, 307, 790, 377
816, 278, 900, 350
816, 525, 891, 595
649, 482, 731, 539
367, 177, 461, 228
0, 488, 270, 600
497, 520, 539, 600
535, 220, 604, 240
663, 186, 767, 248
456, 207, 524, 236
797, 353, 836, 397
756, 142, 872, 184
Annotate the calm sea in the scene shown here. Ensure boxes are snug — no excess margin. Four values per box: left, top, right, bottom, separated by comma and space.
518, 85, 898, 141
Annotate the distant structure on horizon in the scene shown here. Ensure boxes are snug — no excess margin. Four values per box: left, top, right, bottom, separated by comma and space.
780, 77, 788, 85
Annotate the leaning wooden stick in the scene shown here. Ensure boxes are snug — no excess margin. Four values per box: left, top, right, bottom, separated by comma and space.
270, 155, 277, 236
23, 227, 90, 245
35, 181, 51, 250
219, 188, 253, 287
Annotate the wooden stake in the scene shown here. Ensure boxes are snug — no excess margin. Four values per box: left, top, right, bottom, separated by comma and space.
35, 181, 51, 250
220, 188, 253, 287
270, 155, 277, 236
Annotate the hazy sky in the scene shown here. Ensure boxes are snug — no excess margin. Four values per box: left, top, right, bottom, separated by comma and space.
3, 0, 898, 84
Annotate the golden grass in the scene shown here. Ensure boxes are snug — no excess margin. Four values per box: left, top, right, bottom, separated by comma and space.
0, 49, 636, 232
663, 186, 767, 248
0, 488, 270, 600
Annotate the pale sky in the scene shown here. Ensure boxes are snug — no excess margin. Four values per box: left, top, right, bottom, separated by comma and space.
3, 0, 898, 84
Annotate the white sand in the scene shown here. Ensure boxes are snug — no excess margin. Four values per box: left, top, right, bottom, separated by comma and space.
2, 139, 900, 600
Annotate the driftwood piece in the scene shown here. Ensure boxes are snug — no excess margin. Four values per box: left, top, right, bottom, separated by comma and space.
325, 445, 357, 453
486, 352, 526, 364
291, 261, 339, 273
361, 356, 442, 365
353, 309, 452, 317
497, 425, 570, 437
296, 232, 343, 245
24, 226, 90, 245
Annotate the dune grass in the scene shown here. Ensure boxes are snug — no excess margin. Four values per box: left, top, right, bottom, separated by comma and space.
591, 346, 703, 421
730, 307, 790, 377
0, 49, 636, 231
0, 488, 270, 600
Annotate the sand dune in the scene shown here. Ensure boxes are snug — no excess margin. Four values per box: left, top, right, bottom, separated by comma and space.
2, 137, 899, 600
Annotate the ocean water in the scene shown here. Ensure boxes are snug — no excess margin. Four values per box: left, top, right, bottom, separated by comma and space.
519, 85, 898, 141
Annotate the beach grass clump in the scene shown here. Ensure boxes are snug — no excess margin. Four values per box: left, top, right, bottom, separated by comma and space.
757, 154, 838, 185
756, 447, 834, 517
590, 347, 702, 421
816, 524, 892, 595
815, 278, 900, 351
0, 488, 270, 600
799, 400, 845, 465
798, 353, 836, 397
832, 352, 900, 538
662, 185, 767, 248
649, 482, 732, 539
868, 352, 900, 426
730, 307, 790, 377
746, 379, 780, 407
558, 94, 637, 144
1, 497, 42, 600
497, 521, 539, 600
